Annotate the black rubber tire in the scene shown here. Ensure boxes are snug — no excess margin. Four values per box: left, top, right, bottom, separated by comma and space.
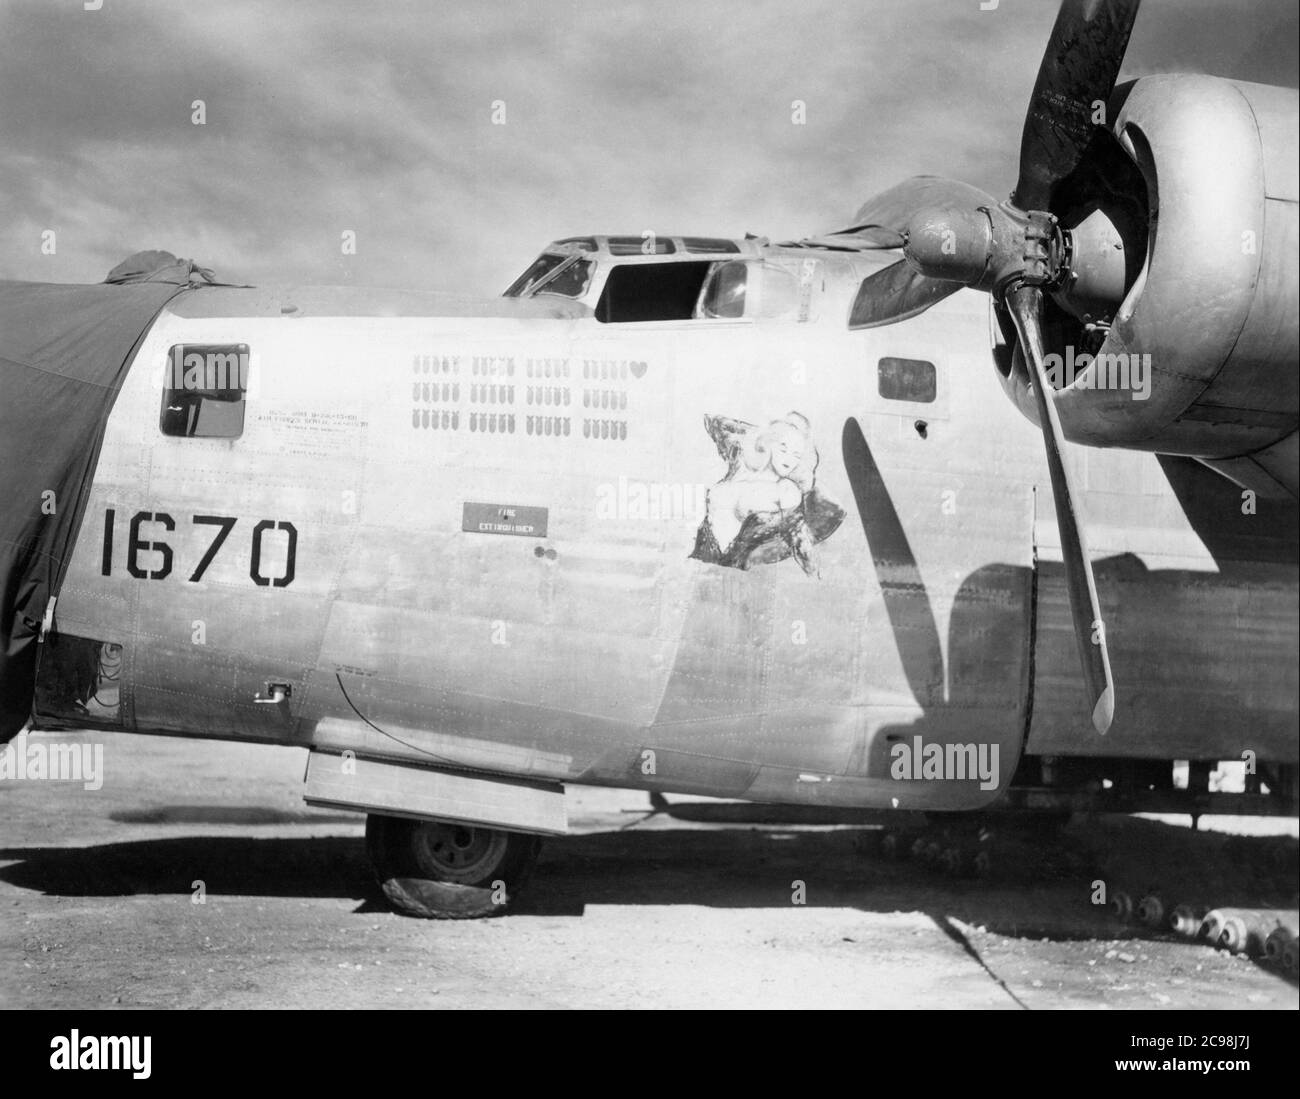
365, 814, 543, 919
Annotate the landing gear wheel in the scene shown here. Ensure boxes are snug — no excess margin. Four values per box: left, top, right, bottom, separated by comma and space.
366, 814, 542, 919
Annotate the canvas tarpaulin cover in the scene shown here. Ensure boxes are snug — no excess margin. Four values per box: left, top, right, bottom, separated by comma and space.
0, 252, 220, 742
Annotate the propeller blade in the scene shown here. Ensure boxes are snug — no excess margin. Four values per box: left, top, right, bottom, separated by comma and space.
1004, 282, 1115, 734
848, 259, 963, 329
1014, 0, 1141, 211
798, 227, 906, 251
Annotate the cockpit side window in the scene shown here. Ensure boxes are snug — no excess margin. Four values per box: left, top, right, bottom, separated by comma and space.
698, 261, 748, 319
595, 262, 714, 323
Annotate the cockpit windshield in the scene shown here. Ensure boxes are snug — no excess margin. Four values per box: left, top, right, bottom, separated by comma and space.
503, 253, 593, 300
503, 254, 567, 297
535, 258, 592, 299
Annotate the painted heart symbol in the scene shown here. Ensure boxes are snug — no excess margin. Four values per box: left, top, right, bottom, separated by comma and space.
630, 361, 647, 379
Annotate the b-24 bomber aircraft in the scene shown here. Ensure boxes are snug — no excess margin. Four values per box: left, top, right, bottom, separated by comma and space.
1, 0, 1296, 917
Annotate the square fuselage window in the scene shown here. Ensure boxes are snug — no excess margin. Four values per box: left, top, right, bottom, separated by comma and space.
877, 356, 937, 403
160, 344, 249, 438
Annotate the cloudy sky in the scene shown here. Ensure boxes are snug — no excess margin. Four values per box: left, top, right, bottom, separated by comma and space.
1, 0, 1295, 293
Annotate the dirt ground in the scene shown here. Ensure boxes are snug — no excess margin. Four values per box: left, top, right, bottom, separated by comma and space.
2, 729, 1296, 1010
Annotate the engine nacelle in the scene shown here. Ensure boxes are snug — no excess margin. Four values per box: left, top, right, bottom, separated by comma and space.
997, 75, 1299, 491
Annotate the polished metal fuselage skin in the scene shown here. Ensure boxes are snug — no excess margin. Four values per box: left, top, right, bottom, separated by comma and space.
39, 237, 1298, 815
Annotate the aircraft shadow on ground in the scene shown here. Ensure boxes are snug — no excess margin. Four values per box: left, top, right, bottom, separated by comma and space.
109, 805, 363, 826
0, 835, 374, 902
0, 814, 1293, 985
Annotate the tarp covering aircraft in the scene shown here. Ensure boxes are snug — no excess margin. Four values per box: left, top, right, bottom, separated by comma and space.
0, 252, 220, 740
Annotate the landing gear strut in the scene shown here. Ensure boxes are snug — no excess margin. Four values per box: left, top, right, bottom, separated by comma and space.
365, 814, 542, 919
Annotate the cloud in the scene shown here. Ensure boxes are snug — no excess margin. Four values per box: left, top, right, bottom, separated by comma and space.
0, 0, 1294, 293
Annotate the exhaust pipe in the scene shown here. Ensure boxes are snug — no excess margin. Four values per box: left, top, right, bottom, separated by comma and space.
1218, 914, 1261, 956
1169, 904, 1207, 937
1198, 909, 1227, 943
1202, 908, 1297, 954
1264, 926, 1294, 964
1137, 894, 1165, 928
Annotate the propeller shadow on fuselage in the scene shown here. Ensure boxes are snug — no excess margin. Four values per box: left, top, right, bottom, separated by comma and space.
841, 416, 1036, 785
838, 417, 1280, 785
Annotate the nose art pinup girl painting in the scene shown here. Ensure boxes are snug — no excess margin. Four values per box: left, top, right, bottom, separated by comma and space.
690, 412, 846, 578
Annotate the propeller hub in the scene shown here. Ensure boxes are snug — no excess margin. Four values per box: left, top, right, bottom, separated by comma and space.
903, 204, 993, 284
974, 203, 1067, 296
893, 199, 1068, 298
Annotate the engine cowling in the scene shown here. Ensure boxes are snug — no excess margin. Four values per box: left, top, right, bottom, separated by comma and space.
996, 74, 1299, 493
